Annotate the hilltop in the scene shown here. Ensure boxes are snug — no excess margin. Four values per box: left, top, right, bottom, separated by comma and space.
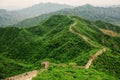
0, 3, 73, 26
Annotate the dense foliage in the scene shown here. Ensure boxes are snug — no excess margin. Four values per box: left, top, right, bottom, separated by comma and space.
33, 66, 118, 80
0, 15, 120, 79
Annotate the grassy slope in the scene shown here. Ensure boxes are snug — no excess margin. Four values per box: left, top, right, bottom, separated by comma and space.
0, 55, 33, 79
0, 15, 120, 79
70, 16, 120, 79
33, 66, 117, 80
33, 15, 120, 80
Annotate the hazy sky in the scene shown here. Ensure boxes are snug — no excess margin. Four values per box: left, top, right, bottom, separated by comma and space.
0, 0, 120, 10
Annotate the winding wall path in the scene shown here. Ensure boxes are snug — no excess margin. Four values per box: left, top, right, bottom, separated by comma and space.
5, 16, 107, 80
5, 70, 38, 80
68, 16, 106, 69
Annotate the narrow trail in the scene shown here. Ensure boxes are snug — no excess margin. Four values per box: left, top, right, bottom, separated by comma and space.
73, 48, 106, 69
5, 70, 38, 80
99, 28, 120, 37
69, 18, 97, 47
68, 16, 106, 69
84, 48, 106, 69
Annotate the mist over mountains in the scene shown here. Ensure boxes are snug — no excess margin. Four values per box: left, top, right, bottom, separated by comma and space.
0, 3, 73, 26
15, 4, 120, 27
0, 3, 120, 27
13, 3, 73, 18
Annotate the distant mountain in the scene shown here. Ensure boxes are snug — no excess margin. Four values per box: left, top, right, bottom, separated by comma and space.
71, 4, 120, 25
16, 4, 120, 27
13, 3, 73, 18
0, 15, 120, 79
0, 9, 23, 26
110, 5, 120, 8
0, 3, 73, 26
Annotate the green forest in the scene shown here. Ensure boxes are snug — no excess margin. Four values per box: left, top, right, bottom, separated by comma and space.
0, 15, 120, 80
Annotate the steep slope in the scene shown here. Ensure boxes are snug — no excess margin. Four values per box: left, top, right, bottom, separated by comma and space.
0, 15, 120, 79
33, 15, 120, 80
15, 4, 120, 27
0, 55, 33, 79
70, 16, 120, 79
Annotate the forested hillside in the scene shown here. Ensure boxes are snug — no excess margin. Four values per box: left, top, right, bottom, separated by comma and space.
0, 15, 120, 80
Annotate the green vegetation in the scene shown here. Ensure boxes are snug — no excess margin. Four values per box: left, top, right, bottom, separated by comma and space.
0, 55, 33, 78
0, 15, 120, 79
33, 66, 117, 80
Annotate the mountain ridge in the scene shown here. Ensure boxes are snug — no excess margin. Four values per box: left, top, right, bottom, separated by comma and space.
0, 3, 73, 26
0, 15, 120, 79
15, 4, 120, 27
13, 3, 73, 18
